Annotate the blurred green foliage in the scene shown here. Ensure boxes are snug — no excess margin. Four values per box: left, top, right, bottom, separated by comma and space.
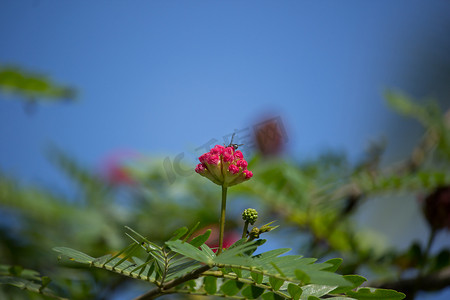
0, 264, 64, 300
1, 83, 449, 299
0, 66, 76, 108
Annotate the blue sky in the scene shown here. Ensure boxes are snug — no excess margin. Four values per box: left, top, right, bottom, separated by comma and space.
1, 1, 450, 298
2, 0, 450, 185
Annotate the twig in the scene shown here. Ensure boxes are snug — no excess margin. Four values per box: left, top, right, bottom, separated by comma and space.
370, 266, 450, 299
133, 264, 211, 300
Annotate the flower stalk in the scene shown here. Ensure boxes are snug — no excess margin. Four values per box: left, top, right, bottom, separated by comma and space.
242, 221, 249, 239
218, 186, 228, 255
241, 208, 258, 239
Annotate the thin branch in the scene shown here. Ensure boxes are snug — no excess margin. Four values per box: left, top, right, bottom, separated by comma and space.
202, 270, 291, 299
176, 289, 246, 299
419, 227, 437, 276
370, 266, 450, 298
133, 264, 211, 300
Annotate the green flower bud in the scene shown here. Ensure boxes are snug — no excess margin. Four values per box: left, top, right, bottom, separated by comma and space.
248, 227, 260, 240
242, 208, 258, 225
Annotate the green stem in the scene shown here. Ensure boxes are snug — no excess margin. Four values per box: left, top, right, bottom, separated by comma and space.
242, 221, 249, 239
218, 186, 228, 255
201, 270, 291, 299
420, 227, 437, 276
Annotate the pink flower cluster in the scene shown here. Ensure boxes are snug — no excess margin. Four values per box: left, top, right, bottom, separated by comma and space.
195, 145, 253, 187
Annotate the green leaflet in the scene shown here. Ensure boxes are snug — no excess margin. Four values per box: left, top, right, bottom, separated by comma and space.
299, 265, 351, 287
169, 226, 189, 241
220, 279, 245, 296
125, 226, 163, 256
0, 265, 40, 281
190, 229, 211, 247
131, 255, 154, 277
184, 279, 197, 291
99, 257, 138, 274
104, 243, 140, 269
166, 240, 213, 264
200, 244, 216, 260
203, 276, 217, 295
0, 277, 59, 298
53, 247, 95, 264
346, 288, 406, 300
53, 246, 160, 283
228, 238, 247, 249
182, 221, 201, 242
231, 267, 242, 277
269, 276, 284, 291
295, 269, 311, 284
252, 248, 292, 265
4, 266, 23, 277
331, 275, 367, 294
288, 283, 303, 300
0, 265, 66, 300
213, 241, 259, 265
322, 258, 343, 272
262, 291, 285, 300
241, 285, 265, 299
270, 262, 286, 277
300, 284, 338, 299
254, 255, 316, 278
308, 272, 350, 287
251, 271, 263, 284
146, 261, 156, 280
165, 260, 202, 281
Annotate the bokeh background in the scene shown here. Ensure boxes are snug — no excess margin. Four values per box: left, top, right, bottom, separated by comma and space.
1, 1, 450, 299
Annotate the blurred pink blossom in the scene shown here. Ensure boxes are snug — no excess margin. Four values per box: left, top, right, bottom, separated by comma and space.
193, 224, 240, 253
100, 150, 139, 186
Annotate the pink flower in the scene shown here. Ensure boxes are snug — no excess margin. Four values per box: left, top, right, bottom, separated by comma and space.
199, 153, 210, 163
234, 150, 244, 160
195, 144, 253, 187
223, 147, 234, 156
223, 152, 234, 162
236, 159, 248, 169
228, 164, 239, 174
195, 163, 206, 173
243, 170, 253, 179
210, 145, 225, 155
207, 154, 220, 165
